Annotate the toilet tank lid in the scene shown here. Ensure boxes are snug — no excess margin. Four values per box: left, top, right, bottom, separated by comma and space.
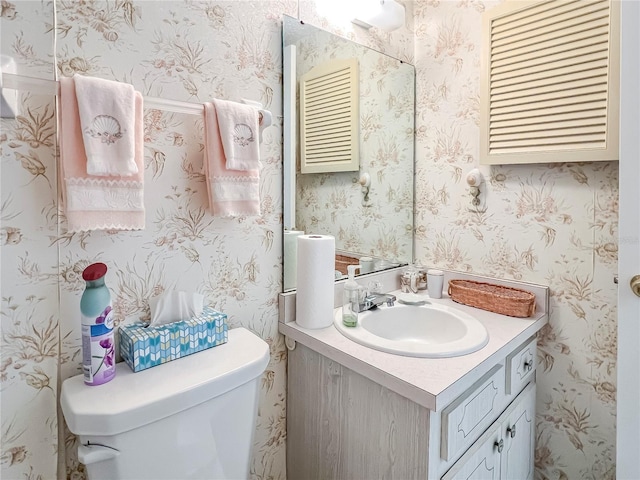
60, 327, 270, 436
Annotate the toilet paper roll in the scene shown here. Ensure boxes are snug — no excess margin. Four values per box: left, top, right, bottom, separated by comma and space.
296, 234, 335, 329
284, 230, 304, 291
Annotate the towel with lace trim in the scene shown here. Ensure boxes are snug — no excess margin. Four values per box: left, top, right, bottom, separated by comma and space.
202, 101, 260, 217
59, 77, 144, 232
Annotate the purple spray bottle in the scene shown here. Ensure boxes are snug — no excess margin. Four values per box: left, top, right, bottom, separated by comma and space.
81, 263, 116, 386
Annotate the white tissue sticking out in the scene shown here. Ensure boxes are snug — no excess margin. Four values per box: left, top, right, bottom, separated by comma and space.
148, 291, 204, 327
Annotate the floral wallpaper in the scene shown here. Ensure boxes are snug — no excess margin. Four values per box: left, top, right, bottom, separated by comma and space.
290, 18, 414, 267
0, 1, 618, 480
413, 1, 618, 479
2, 1, 291, 479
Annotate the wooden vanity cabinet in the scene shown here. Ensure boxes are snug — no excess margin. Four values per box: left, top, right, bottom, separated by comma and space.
286, 336, 537, 480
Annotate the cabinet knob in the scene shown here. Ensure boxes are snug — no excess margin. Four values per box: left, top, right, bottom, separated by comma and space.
507, 425, 516, 438
494, 439, 504, 453
523, 360, 533, 372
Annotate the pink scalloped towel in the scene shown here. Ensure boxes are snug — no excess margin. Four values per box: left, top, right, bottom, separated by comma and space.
73, 74, 138, 176
211, 98, 260, 171
59, 77, 145, 232
203, 102, 260, 217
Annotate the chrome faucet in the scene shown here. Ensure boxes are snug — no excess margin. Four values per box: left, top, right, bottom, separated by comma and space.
355, 292, 396, 313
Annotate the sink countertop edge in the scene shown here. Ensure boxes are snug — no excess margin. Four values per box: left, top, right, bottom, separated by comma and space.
279, 294, 549, 412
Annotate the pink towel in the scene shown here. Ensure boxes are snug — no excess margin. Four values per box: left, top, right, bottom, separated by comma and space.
203, 102, 260, 217
211, 98, 260, 171
59, 77, 145, 232
74, 74, 138, 177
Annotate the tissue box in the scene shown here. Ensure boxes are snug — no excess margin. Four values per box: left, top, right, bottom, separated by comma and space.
118, 306, 228, 372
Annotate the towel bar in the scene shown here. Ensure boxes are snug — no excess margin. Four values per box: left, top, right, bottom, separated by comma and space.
0, 72, 273, 129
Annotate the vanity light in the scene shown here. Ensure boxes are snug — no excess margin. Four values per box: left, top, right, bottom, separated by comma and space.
352, 0, 406, 32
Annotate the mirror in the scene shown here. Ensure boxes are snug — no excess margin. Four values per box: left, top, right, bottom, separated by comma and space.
283, 15, 415, 292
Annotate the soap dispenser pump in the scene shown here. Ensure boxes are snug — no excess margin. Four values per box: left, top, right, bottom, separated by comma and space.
342, 265, 361, 327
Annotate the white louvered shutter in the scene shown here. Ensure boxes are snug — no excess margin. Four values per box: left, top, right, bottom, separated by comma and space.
300, 58, 360, 173
480, 0, 620, 164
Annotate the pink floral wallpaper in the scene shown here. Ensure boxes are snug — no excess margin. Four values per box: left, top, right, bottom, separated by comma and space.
414, 1, 617, 479
2, 2, 291, 479
0, 1, 618, 480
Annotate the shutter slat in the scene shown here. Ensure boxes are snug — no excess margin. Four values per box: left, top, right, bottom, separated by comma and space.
491, 60, 609, 94
305, 80, 351, 100
491, 109, 607, 128
307, 98, 351, 118
305, 124, 352, 137
490, 95, 606, 116
307, 153, 351, 166
490, 125, 605, 142
491, 0, 594, 30
491, 43, 608, 78
306, 146, 352, 156
491, 68, 608, 96
491, 23, 609, 60
490, 117, 606, 135
491, 3, 609, 44
491, 70, 608, 96
306, 140, 352, 149
490, 133, 606, 149
304, 112, 352, 127
490, 84, 607, 109
305, 67, 350, 86
489, 142, 606, 155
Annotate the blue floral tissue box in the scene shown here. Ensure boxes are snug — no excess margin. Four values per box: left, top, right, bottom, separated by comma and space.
118, 306, 228, 372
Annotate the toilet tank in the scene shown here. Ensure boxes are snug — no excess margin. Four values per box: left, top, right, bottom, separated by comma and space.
61, 327, 270, 480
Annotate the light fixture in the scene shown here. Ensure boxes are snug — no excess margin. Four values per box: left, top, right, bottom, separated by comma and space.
352, 0, 405, 32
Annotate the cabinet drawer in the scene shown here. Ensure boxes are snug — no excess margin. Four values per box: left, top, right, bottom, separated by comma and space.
441, 365, 505, 461
505, 336, 536, 395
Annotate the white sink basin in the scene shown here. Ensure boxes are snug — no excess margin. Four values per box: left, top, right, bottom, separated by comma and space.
333, 302, 489, 358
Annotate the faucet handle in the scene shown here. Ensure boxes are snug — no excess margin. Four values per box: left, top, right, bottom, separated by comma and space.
385, 294, 396, 307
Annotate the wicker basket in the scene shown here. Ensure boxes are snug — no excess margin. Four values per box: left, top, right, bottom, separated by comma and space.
448, 280, 536, 318
335, 254, 360, 276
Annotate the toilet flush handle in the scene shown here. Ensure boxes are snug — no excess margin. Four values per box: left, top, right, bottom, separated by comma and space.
78, 442, 120, 465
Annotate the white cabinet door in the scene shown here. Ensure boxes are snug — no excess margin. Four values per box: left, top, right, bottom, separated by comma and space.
500, 383, 535, 480
443, 382, 536, 480
442, 424, 502, 480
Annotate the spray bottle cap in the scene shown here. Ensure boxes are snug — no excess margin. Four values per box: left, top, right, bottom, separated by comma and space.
82, 262, 108, 281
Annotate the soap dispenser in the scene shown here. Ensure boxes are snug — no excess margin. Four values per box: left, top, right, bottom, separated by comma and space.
342, 265, 361, 327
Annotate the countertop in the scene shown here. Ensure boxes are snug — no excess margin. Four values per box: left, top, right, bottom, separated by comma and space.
279, 286, 548, 412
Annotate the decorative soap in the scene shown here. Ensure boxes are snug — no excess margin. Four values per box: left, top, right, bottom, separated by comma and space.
118, 306, 228, 372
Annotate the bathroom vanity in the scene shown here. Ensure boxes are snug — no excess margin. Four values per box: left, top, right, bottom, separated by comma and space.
279, 270, 548, 480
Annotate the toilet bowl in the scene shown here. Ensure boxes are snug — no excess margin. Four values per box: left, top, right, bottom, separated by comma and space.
60, 327, 270, 480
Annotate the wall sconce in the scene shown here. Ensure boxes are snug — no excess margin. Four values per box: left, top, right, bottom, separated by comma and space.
466, 168, 487, 212
352, 0, 405, 32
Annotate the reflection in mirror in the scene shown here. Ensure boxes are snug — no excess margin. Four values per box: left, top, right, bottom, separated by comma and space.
283, 15, 415, 292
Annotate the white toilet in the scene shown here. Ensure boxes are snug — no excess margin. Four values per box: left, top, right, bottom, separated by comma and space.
60, 327, 270, 480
